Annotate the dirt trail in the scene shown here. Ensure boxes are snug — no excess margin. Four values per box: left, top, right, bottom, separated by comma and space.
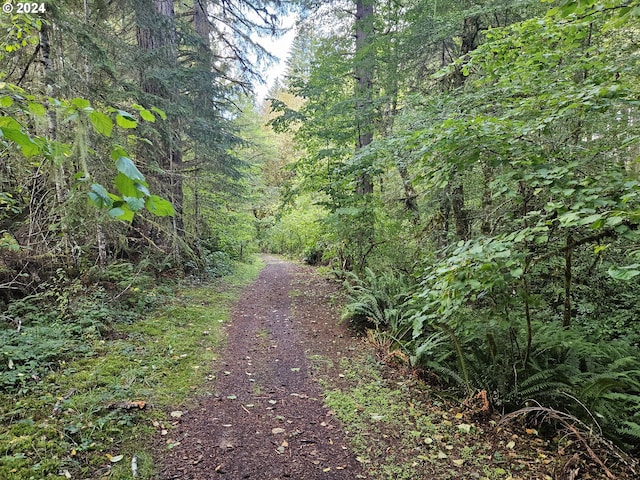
159, 256, 363, 479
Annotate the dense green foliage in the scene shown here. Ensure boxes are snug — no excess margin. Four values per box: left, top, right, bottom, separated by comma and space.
0, 2, 284, 476
0, 260, 262, 480
263, 0, 640, 456
0, 1, 287, 307
3, 0, 640, 474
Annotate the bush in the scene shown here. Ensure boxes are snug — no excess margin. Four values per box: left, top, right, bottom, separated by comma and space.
341, 267, 413, 339
411, 315, 640, 453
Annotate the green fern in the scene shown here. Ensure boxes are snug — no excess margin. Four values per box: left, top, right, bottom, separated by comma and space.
341, 267, 413, 334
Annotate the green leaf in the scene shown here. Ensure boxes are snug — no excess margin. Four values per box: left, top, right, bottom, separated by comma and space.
139, 109, 156, 122
135, 182, 150, 196
116, 110, 137, 129
151, 106, 167, 120
71, 97, 91, 110
607, 265, 640, 281
88, 183, 114, 208
124, 196, 145, 212
579, 213, 603, 226
89, 111, 113, 137
108, 207, 124, 217
0, 116, 23, 131
115, 157, 145, 182
132, 103, 156, 122
0, 117, 40, 156
27, 102, 46, 116
145, 195, 174, 217
114, 173, 140, 197
111, 146, 128, 161
109, 205, 135, 222
510, 267, 524, 278
0, 96, 13, 108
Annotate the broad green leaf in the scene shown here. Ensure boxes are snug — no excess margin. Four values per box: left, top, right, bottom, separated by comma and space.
605, 216, 623, 227
124, 196, 145, 212
88, 183, 114, 208
116, 110, 137, 129
0, 116, 22, 130
0, 117, 40, 157
115, 157, 145, 182
71, 97, 91, 110
509, 267, 523, 278
89, 111, 113, 137
114, 172, 140, 197
145, 195, 174, 217
111, 146, 128, 161
151, 106, 167, 120
579, 213, 603, 226
27, 102, 46, 116
139, 109, 156, 122
608, 265, 640, 281
135, 182, 150, 196
0, 96, 14, 107
109, 205, 134, 222
132, 103, 156, 122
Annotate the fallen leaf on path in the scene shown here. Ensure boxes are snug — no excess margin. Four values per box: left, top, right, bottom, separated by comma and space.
170, 411, 183, 418
108, 454, 124, 463
452, 459, 465, 466
457, 423, 473, 433
226, 395, 237, 400
271, 427, 285, 434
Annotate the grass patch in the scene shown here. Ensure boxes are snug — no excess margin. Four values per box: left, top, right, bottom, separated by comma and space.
320, 351, 556, 480
0, 258, 264, 480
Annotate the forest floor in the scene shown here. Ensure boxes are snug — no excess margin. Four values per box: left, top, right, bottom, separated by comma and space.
156, 255, 636, 480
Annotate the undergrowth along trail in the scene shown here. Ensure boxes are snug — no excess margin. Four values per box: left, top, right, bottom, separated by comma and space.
0, 259, 263, 480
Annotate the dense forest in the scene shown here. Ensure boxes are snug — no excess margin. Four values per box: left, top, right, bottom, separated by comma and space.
2, 0, 640, 478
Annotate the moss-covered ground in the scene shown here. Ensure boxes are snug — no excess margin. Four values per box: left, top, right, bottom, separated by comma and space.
0, 259, 263, 480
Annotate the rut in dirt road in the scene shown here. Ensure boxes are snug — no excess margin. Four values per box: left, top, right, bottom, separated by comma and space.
159, 256, 364, 480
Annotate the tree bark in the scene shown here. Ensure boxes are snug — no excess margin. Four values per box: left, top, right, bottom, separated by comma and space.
563, 234, 573, 328
355, 0, 375, 195
443, 16, 480, 243
135, 0, 184, 243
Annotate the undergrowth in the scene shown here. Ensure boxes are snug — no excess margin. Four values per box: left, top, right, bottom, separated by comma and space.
320, 352, 556, 480
0, 258, 263, 480
341, 265, 640, 460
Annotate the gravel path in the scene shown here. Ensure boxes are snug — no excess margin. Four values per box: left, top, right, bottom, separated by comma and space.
158, 256, 364, 479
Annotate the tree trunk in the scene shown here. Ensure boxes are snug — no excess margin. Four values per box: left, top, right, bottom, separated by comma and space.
40, 22, 65, 206
355, 0, 375, 195
135, 0, 184, 244
563, 234, 573, 328
451, 179, 469, 240
481, 163, 493, 235
443, 16, 480, 243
